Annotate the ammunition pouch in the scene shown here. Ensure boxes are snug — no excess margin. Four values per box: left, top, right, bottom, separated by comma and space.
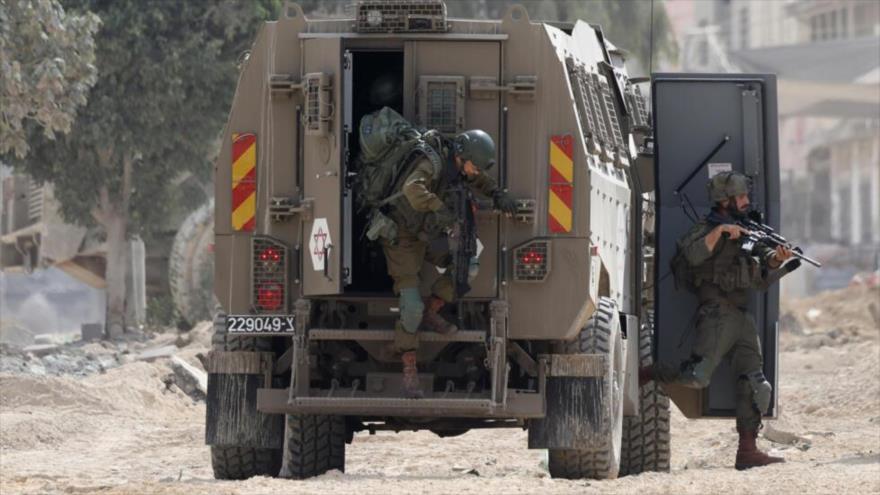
366, 209, 399, 242
688, 256, 764, 292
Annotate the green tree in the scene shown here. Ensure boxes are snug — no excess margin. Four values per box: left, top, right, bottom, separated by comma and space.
0, 0, 100, 158
5, 0, 279, 337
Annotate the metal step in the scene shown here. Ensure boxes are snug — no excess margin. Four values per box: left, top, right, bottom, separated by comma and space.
256, 387, 544, 418
308, 328, 486, 343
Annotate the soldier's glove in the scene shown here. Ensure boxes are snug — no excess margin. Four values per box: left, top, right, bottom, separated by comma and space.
492, 190, 518, 215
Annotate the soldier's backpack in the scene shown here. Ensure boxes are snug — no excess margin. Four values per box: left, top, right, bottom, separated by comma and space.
355, 107, 425, 212
355, 107, 446, 242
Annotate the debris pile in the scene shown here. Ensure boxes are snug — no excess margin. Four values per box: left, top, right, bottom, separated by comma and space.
0, 321, 213, 400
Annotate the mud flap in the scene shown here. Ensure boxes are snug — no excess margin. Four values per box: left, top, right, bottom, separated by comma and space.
528, 354, 606, 449
622, 314, 640, 416
205, 351, 284, 449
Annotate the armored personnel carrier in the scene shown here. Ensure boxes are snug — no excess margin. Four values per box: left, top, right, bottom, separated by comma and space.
207, 0, 782, 480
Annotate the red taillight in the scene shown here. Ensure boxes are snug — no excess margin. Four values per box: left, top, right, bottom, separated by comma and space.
257, 283, 284, 311
259, 247, 281, 262
513, 241, 550, 282
253, 237, 287, 313
519, 250, 544, 265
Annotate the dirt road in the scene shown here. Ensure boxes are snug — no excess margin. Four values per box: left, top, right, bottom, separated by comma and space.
1, 287, 878, 494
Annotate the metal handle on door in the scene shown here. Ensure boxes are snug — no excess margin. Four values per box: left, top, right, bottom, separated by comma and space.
323, 244, 332, 279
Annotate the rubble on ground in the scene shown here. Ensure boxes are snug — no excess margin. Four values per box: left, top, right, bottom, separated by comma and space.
168, 355, 208, 401
0, 322, 213, 397
0, 320, 35, 347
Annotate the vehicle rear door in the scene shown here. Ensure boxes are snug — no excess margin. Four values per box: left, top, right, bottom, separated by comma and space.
301, 38, 345, 296
408, 40, 502, 298
652, 73, 780, 418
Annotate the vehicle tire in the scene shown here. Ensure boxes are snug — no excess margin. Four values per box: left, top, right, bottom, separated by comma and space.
209, 311, 284, 480
619, 314, 671, 476
548, 297, 625, 480
279, 414, 346, 479
211, 446, 282, 480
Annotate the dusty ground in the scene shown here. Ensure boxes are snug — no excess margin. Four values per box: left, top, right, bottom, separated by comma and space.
1, 286, 878, 495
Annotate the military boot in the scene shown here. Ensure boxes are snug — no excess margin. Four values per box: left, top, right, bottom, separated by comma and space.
400, 350, 423, 399
735, 427, 784, 470
420, 296, 458, 335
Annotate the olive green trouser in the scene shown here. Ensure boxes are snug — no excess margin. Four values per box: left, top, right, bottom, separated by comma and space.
655, 301, 765, 430
382, 232, 454, 353
380, 233, 455, 303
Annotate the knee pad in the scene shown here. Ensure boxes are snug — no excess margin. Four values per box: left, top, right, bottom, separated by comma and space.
746, 370, 772, 414
678, 355, 713, 389
398, 288, 424, 333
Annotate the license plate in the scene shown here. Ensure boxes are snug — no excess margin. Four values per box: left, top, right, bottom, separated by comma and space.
226, 315, 295, 334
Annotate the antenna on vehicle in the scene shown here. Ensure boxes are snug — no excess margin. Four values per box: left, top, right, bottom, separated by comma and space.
649, 0, 655, 75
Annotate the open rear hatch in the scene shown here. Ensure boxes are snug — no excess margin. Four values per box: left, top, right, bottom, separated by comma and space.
652, 73, 781, 419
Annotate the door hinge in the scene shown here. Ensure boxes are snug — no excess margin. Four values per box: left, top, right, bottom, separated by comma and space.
469, 75, 537, 100
269, 74, 304, 97
270, 197, 313, 222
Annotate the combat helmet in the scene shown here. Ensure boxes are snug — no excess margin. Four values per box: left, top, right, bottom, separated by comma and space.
708, 171, 751, 202
453, 129, 496, 170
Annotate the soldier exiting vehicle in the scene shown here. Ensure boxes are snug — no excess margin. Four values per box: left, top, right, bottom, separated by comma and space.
356, 107, 517, 398
641, 171, 794, 470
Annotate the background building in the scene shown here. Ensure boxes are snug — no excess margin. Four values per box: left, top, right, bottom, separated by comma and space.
666, 0, 880, 295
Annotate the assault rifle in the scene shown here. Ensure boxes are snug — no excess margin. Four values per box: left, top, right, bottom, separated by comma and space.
447, 184, 478, 298
737, 211, 822, 268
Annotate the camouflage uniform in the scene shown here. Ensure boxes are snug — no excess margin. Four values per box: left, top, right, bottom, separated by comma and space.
654, 212, 778, 431
382, 150, 503, 350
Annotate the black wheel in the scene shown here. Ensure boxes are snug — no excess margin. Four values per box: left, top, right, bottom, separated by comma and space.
619, 314, 671, 476
211, 446, 282, 480
208, 312, 284, 480
279, 414, 346, 479
548, 297, 624, 480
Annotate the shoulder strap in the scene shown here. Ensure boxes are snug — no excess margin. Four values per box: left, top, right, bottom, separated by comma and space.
375, 141, 443, 208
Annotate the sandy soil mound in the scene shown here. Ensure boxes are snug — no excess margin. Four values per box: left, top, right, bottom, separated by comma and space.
0, 361, 193, 451
780, 286, 879, 349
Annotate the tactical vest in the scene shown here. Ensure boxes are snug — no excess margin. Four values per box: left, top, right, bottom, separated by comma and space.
671, 219, 766, 300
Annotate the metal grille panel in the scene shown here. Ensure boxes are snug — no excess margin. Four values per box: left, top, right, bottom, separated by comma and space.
566, 57, 597, 142
623, 83, 648, 128
624, 90, 639, 127
304, 73, 330, 136
600, 80, 624, 149
586, 73, 611, 148
513, 240, 550, 282
355, 0, 447, 33
427, 81, 457, 133
252, 237, 289, 313
634, 85, 648, 126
